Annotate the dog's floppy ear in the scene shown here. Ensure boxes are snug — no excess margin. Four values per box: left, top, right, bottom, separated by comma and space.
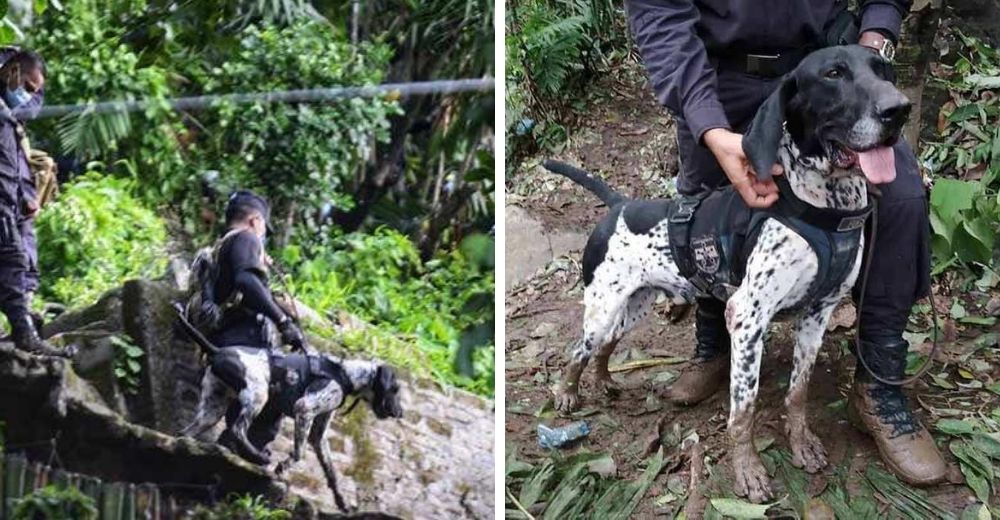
742, 74, 798, 181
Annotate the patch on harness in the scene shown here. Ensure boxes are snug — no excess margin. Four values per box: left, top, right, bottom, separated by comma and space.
285, 368, 300, 386
692, 236, 721, 274
837, 215, 867, 232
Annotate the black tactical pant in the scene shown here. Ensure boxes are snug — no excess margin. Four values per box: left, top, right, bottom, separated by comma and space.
674, 67, 930, 343
0, 174, 30, 324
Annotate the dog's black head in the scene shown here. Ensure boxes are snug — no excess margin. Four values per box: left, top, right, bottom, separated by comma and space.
744, 45, 910, 185
369, 364, 403, 419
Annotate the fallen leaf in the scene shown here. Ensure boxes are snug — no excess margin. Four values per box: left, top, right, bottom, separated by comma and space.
803, 497, 835, 519
709, 498, 773, 519
931, 374, 955, 389
826, 302, 856, 331
985, 297, 1000, 316
754, 436, 775, 453
620, 125, 650, 137
529, 322, 557, 338
585, 453, 617, 477
936, 418, 975, 435
951, 301, 967, 320
960, 503, 990, 520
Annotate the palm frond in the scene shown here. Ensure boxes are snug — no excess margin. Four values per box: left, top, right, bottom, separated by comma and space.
56, 108, 132, 159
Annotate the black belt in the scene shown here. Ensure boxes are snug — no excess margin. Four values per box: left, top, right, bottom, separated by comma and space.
711, 48, 813, 78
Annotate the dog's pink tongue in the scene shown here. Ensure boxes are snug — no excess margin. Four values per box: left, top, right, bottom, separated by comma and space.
857, 146, 896, 184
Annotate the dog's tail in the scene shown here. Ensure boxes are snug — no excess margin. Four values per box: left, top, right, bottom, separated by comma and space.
543, 160, 625, 207
172, 302, 219, 356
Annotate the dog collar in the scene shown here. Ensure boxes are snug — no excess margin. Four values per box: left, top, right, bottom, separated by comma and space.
772, 176, 872, 232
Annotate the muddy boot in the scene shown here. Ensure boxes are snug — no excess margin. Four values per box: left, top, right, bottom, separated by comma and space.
11, 314, 66, 357
847, 338, 946, 485
668, 298, 730, 405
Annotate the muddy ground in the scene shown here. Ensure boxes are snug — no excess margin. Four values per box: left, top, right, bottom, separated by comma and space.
504, 69, 993, 517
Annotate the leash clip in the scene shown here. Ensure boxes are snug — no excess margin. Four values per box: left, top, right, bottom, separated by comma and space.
670, 198, 699, 223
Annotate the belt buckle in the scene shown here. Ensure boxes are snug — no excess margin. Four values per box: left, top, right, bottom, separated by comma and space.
746, 53, 780, 76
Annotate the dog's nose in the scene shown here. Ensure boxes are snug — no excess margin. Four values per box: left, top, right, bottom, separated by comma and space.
878, 101, 911, 128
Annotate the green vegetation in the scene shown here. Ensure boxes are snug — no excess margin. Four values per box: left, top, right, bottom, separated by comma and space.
505, 445, 667, 519
35, 173, 168, 308
923, 31, 1000, 273
189, 494, 292, 520
505, 0, 627, 164
284, 228, 495, 394
2, 0, 494, 395
11, 485, 99, 520
110, 333, 144, 395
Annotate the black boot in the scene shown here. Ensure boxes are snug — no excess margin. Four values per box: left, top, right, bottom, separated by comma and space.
848, 338, 945, 485
668, 297, 731, 405
11, 314, 65, 357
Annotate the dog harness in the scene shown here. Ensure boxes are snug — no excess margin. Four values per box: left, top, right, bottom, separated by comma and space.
268, 352, 354, 416
667, 177, 872, 311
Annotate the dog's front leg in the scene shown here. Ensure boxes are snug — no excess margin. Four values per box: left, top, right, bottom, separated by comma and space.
785, 300, 838, 473
309, 411, 350, 512
725, 288, 775, 503
293, 380, 343, 461
726, 221, 818, 502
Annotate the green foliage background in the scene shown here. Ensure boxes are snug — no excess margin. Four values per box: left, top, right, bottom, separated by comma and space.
6, 0, 495, 395
36, 172, 168, 306
923, 31, 1000, 276
506, 0, 626, 165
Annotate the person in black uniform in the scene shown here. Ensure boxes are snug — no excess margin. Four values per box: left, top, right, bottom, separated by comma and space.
626, 0, 945, 484
210, 191, 305, 353
208, 191, 306, 462
0, 49, 61, 356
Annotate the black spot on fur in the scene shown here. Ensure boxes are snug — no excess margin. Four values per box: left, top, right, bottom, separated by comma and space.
582, 204, 624, 285
622, 199, 672, 235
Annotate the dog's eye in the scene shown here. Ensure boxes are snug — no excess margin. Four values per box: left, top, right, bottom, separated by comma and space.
824, 68, 842, 80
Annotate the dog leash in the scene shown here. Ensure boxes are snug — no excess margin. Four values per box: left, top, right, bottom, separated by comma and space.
853, 195, 940, 386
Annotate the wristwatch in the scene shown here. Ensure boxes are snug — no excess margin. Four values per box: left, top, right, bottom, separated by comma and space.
860, 32, 896, 62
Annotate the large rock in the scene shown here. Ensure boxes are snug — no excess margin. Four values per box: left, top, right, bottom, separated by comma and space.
7, 279, 494, 518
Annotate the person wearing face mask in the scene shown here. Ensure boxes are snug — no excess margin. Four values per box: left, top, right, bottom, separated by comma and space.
0, 48, 62, 356
0, 48, 48, 328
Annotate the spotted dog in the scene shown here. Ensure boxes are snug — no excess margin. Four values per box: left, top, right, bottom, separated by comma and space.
547, 46, 910, 502
178, 317, 403, 511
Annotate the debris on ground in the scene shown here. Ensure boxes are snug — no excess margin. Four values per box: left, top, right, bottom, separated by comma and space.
537, 421, 591, 449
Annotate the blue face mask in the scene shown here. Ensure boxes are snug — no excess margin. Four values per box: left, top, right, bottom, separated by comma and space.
3, 86, 32, 109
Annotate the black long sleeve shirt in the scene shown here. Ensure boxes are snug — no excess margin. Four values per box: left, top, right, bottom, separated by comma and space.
626, 0, 911, 142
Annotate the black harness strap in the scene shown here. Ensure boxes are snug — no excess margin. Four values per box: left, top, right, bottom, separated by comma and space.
771, 177, 872, 233
667, 176, 874, 309
667, 195, 703, 280
269, 353, 357, 415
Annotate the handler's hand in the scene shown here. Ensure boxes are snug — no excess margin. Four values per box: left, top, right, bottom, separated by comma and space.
703, 128, 783, 208
23, 199, 38, 218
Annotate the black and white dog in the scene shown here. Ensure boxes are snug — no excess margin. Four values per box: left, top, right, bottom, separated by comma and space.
176, 307, 403, 511
547, 46, 910, 502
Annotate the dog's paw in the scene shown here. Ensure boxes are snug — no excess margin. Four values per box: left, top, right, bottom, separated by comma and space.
789, 428, 828, 474
554, 389, 580, 412
733, 453, 774, 503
